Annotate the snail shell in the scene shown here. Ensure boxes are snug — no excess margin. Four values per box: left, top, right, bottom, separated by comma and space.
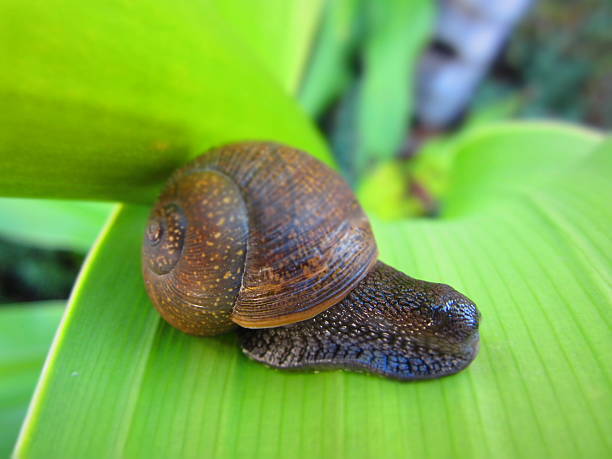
143, 142, 377, 335
142, 142, 480, 380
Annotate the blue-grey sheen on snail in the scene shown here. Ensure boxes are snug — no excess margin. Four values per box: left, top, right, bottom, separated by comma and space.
142, 141, 481, 381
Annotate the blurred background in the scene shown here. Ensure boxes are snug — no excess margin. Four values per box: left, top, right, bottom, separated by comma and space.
0, 0, 609, 310
0, 0, 610, 455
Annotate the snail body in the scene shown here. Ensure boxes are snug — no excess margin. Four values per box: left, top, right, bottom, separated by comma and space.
143, 142, 480, 380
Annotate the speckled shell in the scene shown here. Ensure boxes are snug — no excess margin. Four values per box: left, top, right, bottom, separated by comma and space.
142, 142, 378, 336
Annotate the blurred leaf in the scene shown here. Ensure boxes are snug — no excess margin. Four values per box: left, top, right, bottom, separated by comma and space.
358, 0, 434, 162
16, 123, 611, 458
330, 82, 362, 185
0, 301, 64, 458
330, 0, 435, 183
0, 0, 329, 203
214, 0, 326, 93
468, 91, 523, 125
0, 198, 114, 252
442, 121, 603, 216
299, 0, 360, 116
357, 160, 423, 219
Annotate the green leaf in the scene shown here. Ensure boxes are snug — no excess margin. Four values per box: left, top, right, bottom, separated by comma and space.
213, 0, 326, 93
299, 0, 360, 116
0, 0, 329, 203
327, 0, 435, 183
0, 302, 64, 458
442, 121, 604, 217
0, 198, 114, 252
358, 0, 434, 161
16, 123, 612, 457
357, 160, 425, 219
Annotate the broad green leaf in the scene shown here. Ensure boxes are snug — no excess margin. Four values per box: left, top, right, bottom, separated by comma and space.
0, 0, 329, 203
16, 123, 611, 458
0, 198, 114, 252
0, 302, 64, 458
213, 0, 326, 93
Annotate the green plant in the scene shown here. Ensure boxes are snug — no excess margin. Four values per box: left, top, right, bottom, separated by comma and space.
1, 1, 610, 458
0, 302, 64, 457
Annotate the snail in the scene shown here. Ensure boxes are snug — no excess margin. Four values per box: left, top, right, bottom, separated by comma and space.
142, 142, 480, 381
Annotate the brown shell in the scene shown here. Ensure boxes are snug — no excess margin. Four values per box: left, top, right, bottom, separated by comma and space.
142, 142, 378, 335
142, 170, 249, 335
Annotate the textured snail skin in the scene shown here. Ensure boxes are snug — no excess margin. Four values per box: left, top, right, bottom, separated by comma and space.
239, 261, 480, 380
